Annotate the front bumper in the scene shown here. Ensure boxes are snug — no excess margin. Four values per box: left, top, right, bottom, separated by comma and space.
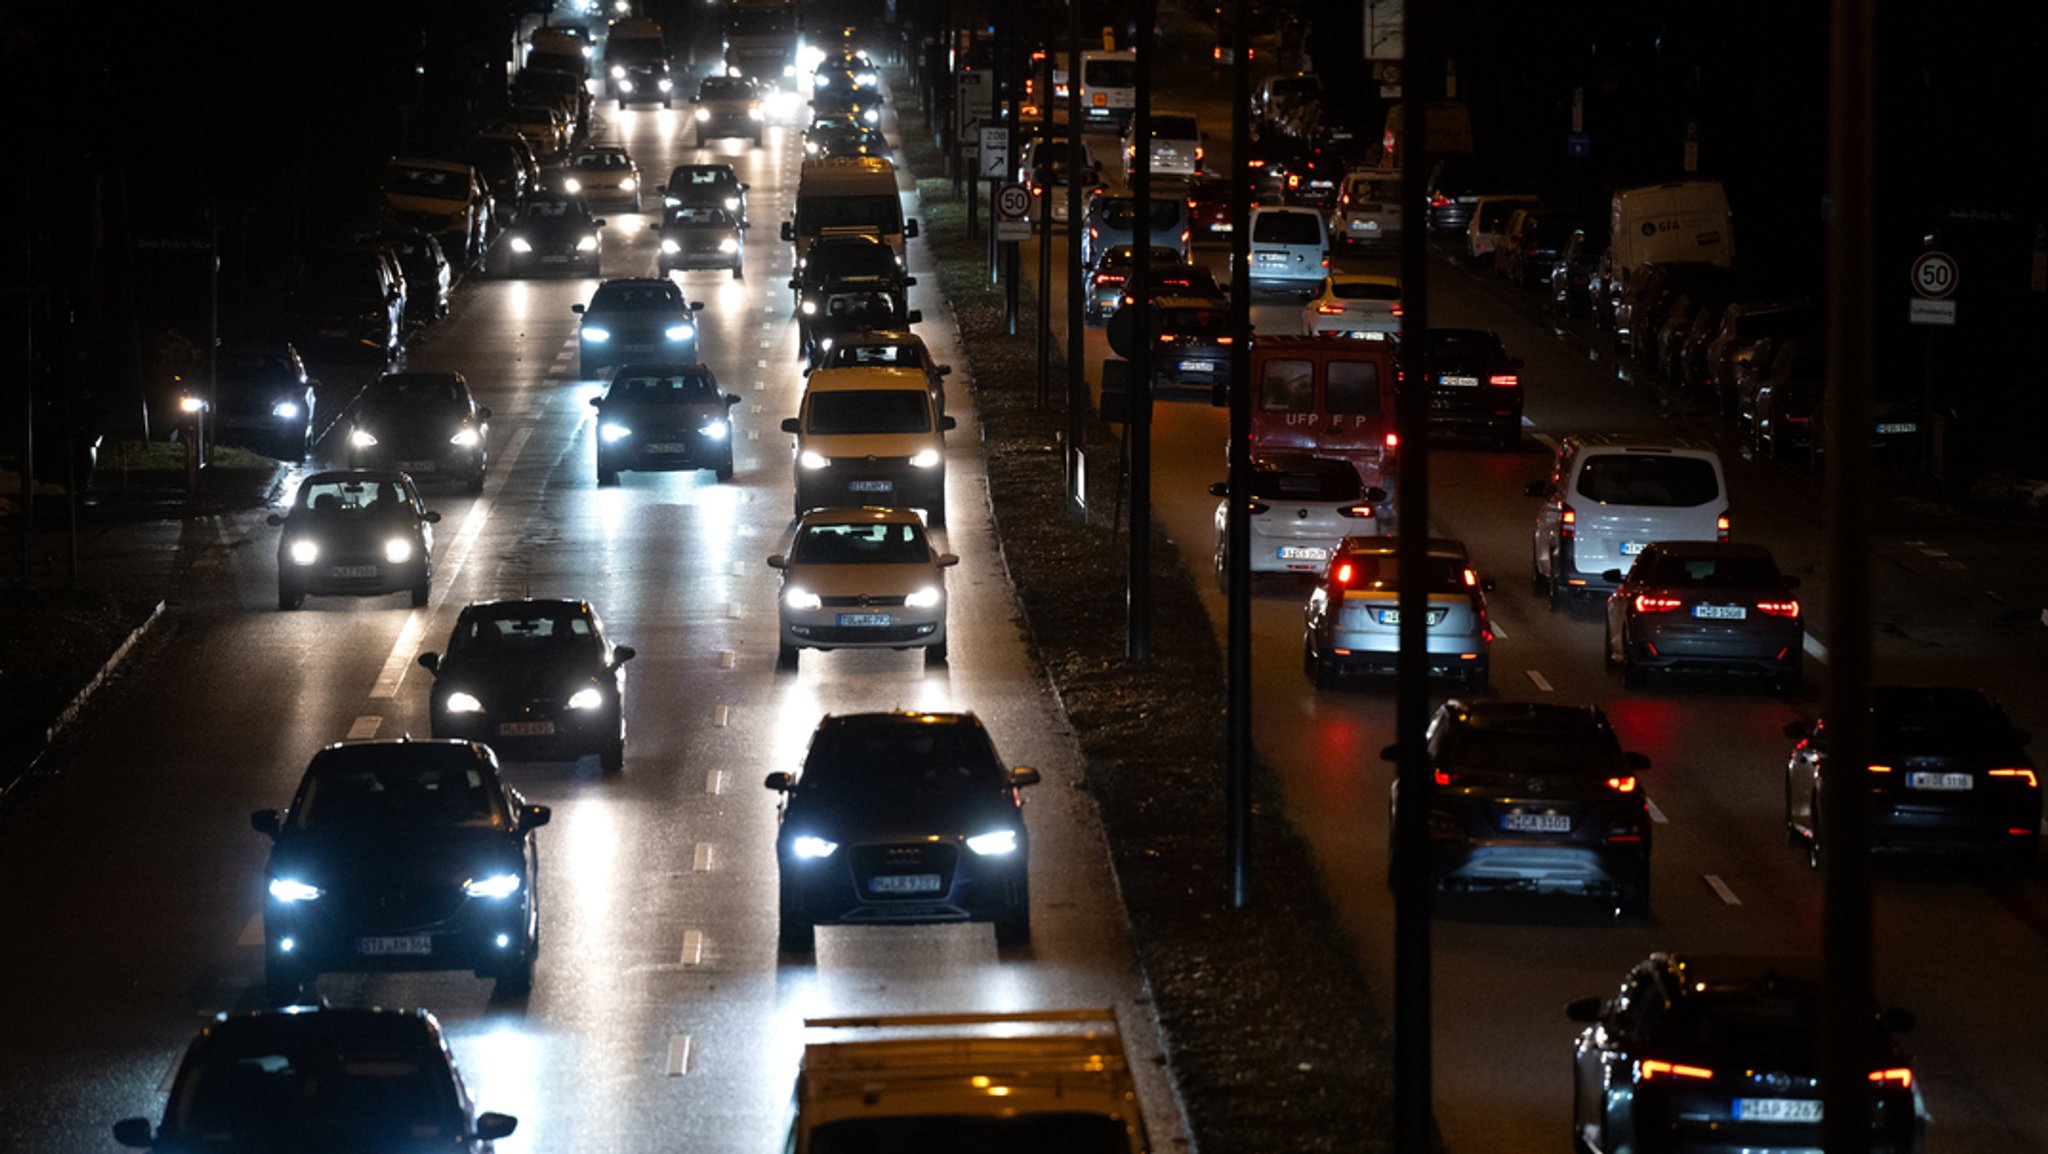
1430, 839, 1647, 896
435, 707, 617, 759
1624, 621, 1803, 679
782, 840, 1027, 926
780, 602, 945, 651
282, 555, 428, 598
353, 445, 484, 483
796, 469, 943, 515
265, 890, 530, 976
600, 429, 729, 473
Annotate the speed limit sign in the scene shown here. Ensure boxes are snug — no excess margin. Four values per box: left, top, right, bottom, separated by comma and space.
1912, 250, 1957, 300
996, 183, 1033, 220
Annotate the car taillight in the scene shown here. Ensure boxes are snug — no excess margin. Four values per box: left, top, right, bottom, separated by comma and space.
1756, 599, 1800, 618
1334, 561, 1354, 585
1428, 193, 1451, 208
1488, 374, 1519, 387
1288, 173, 1301, 188
1384, 432, 1399, 449
1094, 272, 1125, 287
1321, 257, 1330, 269
1432, 768, 1454, 786
1606, 775, 1638, 793
1462, 567, 1479, 587
1195, 145, 1204, 162
1989, 768, 2039, 788
1868, 1068, 1914, 1090
1245, 500, 1269, 515
1339, 503, 1375, 519
1339, 192, 1351, 206
1390, 303, 1402, 316
1868, 764, 1893, 774
1639, 1060, 1713, 1082
1477, 600, 1493, 643
1314, 303, 1345, 314
1559, 504, 1576, 539
1634, 595, 1683, 614
1717, 514, 1730, 542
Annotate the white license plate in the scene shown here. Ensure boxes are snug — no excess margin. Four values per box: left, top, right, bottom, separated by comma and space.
541, 255, 570, 263
329, 564, 379, 578
1693, 604, 1748, 620
1179, 360, 1216, 372
397, 459, 436, 472
836, 613, 892, 627
1440, 375, 1480, 387
1255, 251, 1287, 263
1373, 608, 1447, 626
358, 935, 432, 957
646, 443, 688, 453
848, 480, 893, 493
868, 873, 942, 895
1211, 222, 1233, 232
1620, 541, 1648, 556
499, 720, 556, 736
1501, 812, 1572, 833
1735, 1098, 1821, 1123
1277, 545, 1331, 561
1907, 771, 1973, 791
1351, 221, 1379, 231
1876, 422, 1918, 435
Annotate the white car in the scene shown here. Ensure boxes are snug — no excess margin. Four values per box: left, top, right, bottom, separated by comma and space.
1465, 193, 1539, 264
1302, 273, 1401, 338
1333, 170, 1402, 249
1211, 454, 1385, 587
1526, 433, 1731, 605
1121, 112, 1202, 182
767, 506, 958, 668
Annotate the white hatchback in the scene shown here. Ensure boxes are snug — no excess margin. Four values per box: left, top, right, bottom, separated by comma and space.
1211, 454, 1386, 587
767, 506, 958, 669
1302, 273, 1401, 338
1527, 434, 1730, 605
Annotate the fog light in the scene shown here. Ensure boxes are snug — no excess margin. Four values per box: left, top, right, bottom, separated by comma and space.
496, 933, 512, 949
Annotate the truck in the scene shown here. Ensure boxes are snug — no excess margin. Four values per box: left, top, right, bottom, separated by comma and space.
1597, 180, 1734, 324
787, 1009, 1152, 1153
1244, 335, 1400, 507
723, 0, 799, 89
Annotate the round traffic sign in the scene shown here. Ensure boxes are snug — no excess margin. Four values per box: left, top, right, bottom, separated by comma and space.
1911, 250, 1957, 300
996, 183, 1032, 220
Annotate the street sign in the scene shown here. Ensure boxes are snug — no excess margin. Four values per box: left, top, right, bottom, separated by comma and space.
994, 182, 1033, 241
1908, 299, 1957, 326
955, 72, 991, 142
1911, 250, 1957, 300
979, 126, 1010, 180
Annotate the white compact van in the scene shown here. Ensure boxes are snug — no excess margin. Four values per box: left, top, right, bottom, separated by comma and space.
1527, 434, 1730, 603
1608, 180, 1733, 275
781, 157, 919, 266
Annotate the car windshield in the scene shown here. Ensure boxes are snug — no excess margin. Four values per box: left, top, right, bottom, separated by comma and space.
1652, 988, 1822, 1067
800, 728, 1004, 794
698, 79, 752, 99
1253, 212, 1323, 244
1634, 552, 1784, 587
819, 292, 902, 325
1159, 306, 1229, 336
1251, 461, 1362, 501
384, 167, 464, 199
1337, 553, 1468, 592
792, 520, 931, 565
806, 390, 930, 434
672, 167, 737, 188
1331, 279, 1399, 301
219, 356, 298, 389
1148, 116, 1198, 139
364, 375, 462, 412
607, 372, 720, 404
1441, 728, 1623, 774
521, 198, 588, 223
572, 151, 633, 171
805, 246, 898, 278
589, 283, 682, 311
799, 196, 903, 234
169, 1033, 461, 1142
1427, 330, 1504, 358
1576, 454, 1721, 506
1084, 59, 1136, 88
811, 1115, 1133, 1153
829, 342, 926, 371
295, 478, 411, 514
1100, 199, 1184, 231
1867, 689, 2010, 753
291, 760, 507, 832
447, 604, 599, 657
671, 207, 735, 227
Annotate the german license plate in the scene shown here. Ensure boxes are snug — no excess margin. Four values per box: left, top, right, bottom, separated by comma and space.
499, 720, 556, 736
1501, 812, 1571, 833
1373, 608, 1447, 626
1621, 541, 1648, 556
836, 613, 892, 627
1255, 252, 1287, 264
1179, 360, 1216, 372
1907, 771, 1973, 791
869, 873, 942, 895
1735, 1098, 1821, 1123
646, 443, 688, 453
329, 564, 378, 578
1277, 545, 1331, 561
1440, 375, 1480, 387
1211, 222, 1233, 232
1351, 220, 1378, 231
541, 255, 569, 263
358, 935, 431, 956
848, 480, 893, 493
397, 459, 436, 472
1876, 421, 1918, 435
1693, 604, 1747, 620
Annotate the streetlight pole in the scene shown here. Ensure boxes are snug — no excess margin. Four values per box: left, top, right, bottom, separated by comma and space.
1125, 0, 1153, 661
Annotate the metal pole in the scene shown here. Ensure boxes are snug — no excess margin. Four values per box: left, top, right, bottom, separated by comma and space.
1125, 0, 1153, 662
18, 173, 33, 584
1393, 1, 1436, 1148
1224, 0, 1252, 907
1064, 0, 1086, 511
1035, 40, 1052, 408
1003, 14, 1021, 332
1820, 0, 1876, 1149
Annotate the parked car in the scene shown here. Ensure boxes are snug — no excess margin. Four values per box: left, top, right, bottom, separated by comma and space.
1549, 226, 1610, 318
1302, 535, 1494, 689
1603, 540, 1804, 691
267, 470, 440, 610
380, 157, 491, 267
1528, 434, 1729, 605
289, 249, 405, 364
767, 506, 958, 668
591, 362, 740, 484
1744, 342, 1824, 462
1704, 297, 1818, 414
418, 598, 634, 772
346, 371, 491, 493
1464, 194, 1539, 265
1210, 453, 1382, 586
470, 130, 543, 221
574, 277, 705, 376
354, 226, 451, 324
210, 342, 316, 458
1500, 209, 1590, 290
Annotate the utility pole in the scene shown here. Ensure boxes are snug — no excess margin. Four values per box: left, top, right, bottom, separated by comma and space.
1064, 0, 1086, 512
1035, 39, 1052, 408
1224, 0, 1253, 906
1125, 0, 1154, 661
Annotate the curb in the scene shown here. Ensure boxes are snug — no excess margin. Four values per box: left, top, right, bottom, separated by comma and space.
15, 600, 168, 789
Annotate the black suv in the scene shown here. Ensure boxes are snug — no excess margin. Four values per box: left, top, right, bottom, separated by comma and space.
419, 598, 636, 771
114, 1006, 518, 1152
1418, 328, 1524, 449
1388, 700, 1653, 918
251, 740, 549, 997
766, 712, 1040, 953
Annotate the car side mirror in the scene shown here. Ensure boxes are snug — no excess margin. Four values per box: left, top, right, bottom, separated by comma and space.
475, 1113, 519, 1142
593, 218, 607, 227
690, 301, 706, 312
1623, 751, 1652, 771
904, 276, 918, 287
612, 645, 636, 665
936, 552, 959, 567
788, 278, 800, 288
905, 309, 923, 324
1781, 720, 1812, 741
781, 417, 801, 433
423, 510, 442, 524
766, 554, 786, 569
1565, 996, 1605, 1024
904, 219, 920, 238
1524, 480, 1548, 498
1882, 1006, 1916, 1034
266, 513, 285, 526
250, 809, 282, 839
112, 1119, 153, 1148
781, 222, 795, 242
765, 771, 794, 792
571, 303, 586, 314
738, 222, 749, 230
740, 183, 750, 191
940, 414, 956, 431
1208, 481, 1229, 497
725, 394, 742, 406
417, 652, 441, 674
936, 365, 952, 376
1010, 766, 1042, 787
656, 183, 668, 194
477, 406, 492, 420
521, 804, 552, 831
588, 395, 604, 407
1600, 569, 1624, 583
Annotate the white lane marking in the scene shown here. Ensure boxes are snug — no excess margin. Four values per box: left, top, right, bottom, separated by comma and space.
1490, 621, 1507, 640
666, 1034, 692, 1076
159, 1051, 184, 1092
1703, 874, 1742, 906
554, 350, 575, 361
1918, 547, 1949, 557
680, 930, 704, 966
713, 704, 730, 728
706, 770, 724, 794
369, 614, 432, 700
1525, 669, 1554, 693
726, 600, 743, 617
237, 914, 264, 947
1645, 797, 1668, 824
692, 843, 715, 872
747, 429, 760, 441
1802, 633, 1829, 663
754, 379, 766, 390
346, 715, 382, 741
759, 338, 774, 348
756, 359, 768, 368
750, 404, 763, 414
719, 648, 737, 667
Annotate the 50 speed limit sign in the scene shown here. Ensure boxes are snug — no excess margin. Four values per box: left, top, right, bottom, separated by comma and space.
996, 183, 1033, 220
1912, 250, 1957, 299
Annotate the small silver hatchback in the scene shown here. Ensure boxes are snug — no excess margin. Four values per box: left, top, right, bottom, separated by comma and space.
1301, 536, 1494, 690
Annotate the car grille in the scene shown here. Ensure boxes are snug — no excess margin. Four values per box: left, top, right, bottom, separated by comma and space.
819, 594, 908, 607
806, 623, 936, 644
850, 842, 959, 896
326, 883, 466, 930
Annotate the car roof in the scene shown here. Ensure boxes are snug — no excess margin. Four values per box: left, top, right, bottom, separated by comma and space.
797, 505, 928, 528
1336, 535, 1470, 559
1441, 699, 1611, 734
1642, 540, 1777, 563
386, 157, 472, 174
1564, 432, 1719, 454
459, 597, 593, 616
803, 366, 932, 393
308, 738, 498, 772
196, 1005, 445, 1048
813, 710, 984, 737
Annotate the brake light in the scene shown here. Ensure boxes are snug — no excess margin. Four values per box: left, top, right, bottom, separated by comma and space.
1248, 158, 1265, 168
1245, 500, 1270, 515
1462, 567, 1479, 587
1288, 173, 1301, 189
1216, 335, 1233, 344
1384, 433, 1399, 449
1195, 145, 1204, 162
1094, 272, 1125, 287
1488, 374, 1519, 387
1432, 768, 1453, 786
1869, 1068, 1914, 1090
1390, 303, 1402, 316
1477, 601, 1493, 643
1989, 768, 2039, 788
1340, 192, 1351, 207
1756, 599, 1800, 618
1321, 257, 1330, 269
1606, 775, 1638, 793
1334, 562, 1354, 585
1634, 595, 1683, 614
1314, 303, 1346, 314
1639, 1060, 1713, 1082
1030, 185, 1044, 196
1717, 514, 1731, 542
1559, 505, 1576, 539
1339, 503, 1375, 519
1429, 193, 1451, 208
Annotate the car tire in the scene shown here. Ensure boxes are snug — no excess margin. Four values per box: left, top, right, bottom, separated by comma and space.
277, 581, 304, 611
1464, 662, 1489, 693
1304, 637, 1334, 690
1531, 558, 1550, 598
411, 579, 431, 608
1617, 868, 1651, 921
1784, 773, 1806, 848
600, 732, 624, 774
1620, 648, 1647, 691
618, 99, 627, 110
993, 899, 1032, 948
264, 959, 307, 1002
776, 643, 799, 671
925, 638, 949, 666
715, 451, 734, 482
927, 494, 946, 527
495, 948, 535, 998
693, 132, 705, 148
1602, 620, 1621, 667
597, 463, 619, 487
467, 468, 485, 496
1806, 800, 1825, 871
777, 901, 815, 955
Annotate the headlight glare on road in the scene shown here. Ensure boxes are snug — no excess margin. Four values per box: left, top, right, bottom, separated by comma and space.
449, 427, 481, 447
792, 835, 838, 859
905, 586, 942, 609
661, 238, 680, 253
268, 878, 323, 903
908, 449, 942, 468
445, 691, 484, 713
288, 540, 319, 566
798, 450, 831, 470
600, 422, 633, 442
966, 830, 1019, 856
464, 874, 523, 899
698, 420, 729, 440
665, 324, 695, 342
577, 234, 599, 252
567, 687, 604, 710
784, 586, 822, 610
272, 401, 300, 419
383, 538, 414, 564
717, 237, 738, 253
510, 236, 533, 253
349, 428, 378, 448
563, 177, 583, 193
582, 326, 610, 342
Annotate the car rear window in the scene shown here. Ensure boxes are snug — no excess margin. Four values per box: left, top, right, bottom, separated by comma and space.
1252, 212, 1323, 245
1327, 361, 1382, 415
1252, 463, 1362, 502
1574, 453, 1720, 507
1336, 553, 1467, 592
1100, 199, 1185, 231
1442, 728, 1623, 774
1149, 116, 1198, 139
1332, 280, 1400, 301
1634, 553, 1783, 587
806, 390, 931, 435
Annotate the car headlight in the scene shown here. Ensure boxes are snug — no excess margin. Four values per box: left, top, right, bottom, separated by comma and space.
464, 874, 523, 899
618, 80, 635, 93
857, 72, 878, 88
272, 400, 300, 419
510, 236, 533, 253
698, 420, 729, 440
695, 108, 711, 122
665, 323, 696, 342
966, 830, 1019, 856
657, 79, 672, 92
567, 687, 605, 710
800, 299, 817, 316
611, 64, 626, 79
804, 141, 819, 155
288, 540, 319, 566
717, 237, 738, 253
664, 195, 680, 207
582, 326, 611, 343
349, 428, 378, 448
748, 106, 763, 120
792, 835, 838, 859
723, 196, 740, 211
817, 338, 832, 353
449, 427, 481, 447
268, 878, 323, 903
784, 586, 822, 610
862, 108, 878, 124
814, 73, 830, 88
445, 690, 484, 713
577, 234, 600, 252
908, 448, 942, 468
905, 586, 942, 609
727, 65, 741, 78
383, 538, 414, 564
797, 449, 830, 469
619, 177, 637, 191
661, 238, 680, 253
600, 422, 633, 442
563, 176, 584, 192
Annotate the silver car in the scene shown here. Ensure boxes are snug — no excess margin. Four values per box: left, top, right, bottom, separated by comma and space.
767, 506, 958, 669
1212, 454, 1385, 588
1301, 536, 1494, 690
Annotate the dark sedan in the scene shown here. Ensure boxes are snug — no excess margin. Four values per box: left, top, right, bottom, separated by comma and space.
251, 740, 548, 997
418, 598, 634, 771
1184, 174, 1240, 240
660, 163, 749, 228
1567, 953, 1923, 1154
801, 285, 919, 368
591, 363, 740, 483
347, 371, 491, 492
658, 206, 745, 278
267, 470, 439, 610
210, 342, 316, 458
767, 711, 1039, 954
504, 195, 603, 277
356, 226, 452, 324
1143, 296, 1234, 392
1419, 327, 1524, 449
1389, 700, 1652, 917
1604, 541, 1804, 691
574, 277, 704, 376
802, 114, 888, 160
1784, 685, 2040, 866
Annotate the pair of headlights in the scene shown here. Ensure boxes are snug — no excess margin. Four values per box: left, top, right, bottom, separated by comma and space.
799, 449, 940, 470
287, 538, 414, 565
350, 428, 478, 449
268, 874, 522, 902
444, 687, 605, 714
600, 421, 727, 443
790, 830, 1015, 859
783, 585, 941, 611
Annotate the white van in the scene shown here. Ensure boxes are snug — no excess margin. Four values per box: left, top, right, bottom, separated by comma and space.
1333, 170, 1401, 248
780, 157, 920, 266
1527, 434, 1730, 603
1121, 112, 1202, 182
1078, 50, 1137, 129
1245, 205, 1330, 295
1608, 180, 1733, 276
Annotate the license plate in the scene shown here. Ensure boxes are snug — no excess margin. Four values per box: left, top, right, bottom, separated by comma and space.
646, 442, 688, 453
1501, 812, 1572, 833
1735, 1098, 1821, 1123
848, 480, 893, 493
498, 720, 556, 736
1277, 545, 1331, 561
1255, 251, 1287, 263
1620, 541, 1648, 556
541, 255, 570, 263
1693, 604, 1747, 620
1179, 360, 1216, 372
1876, 422, 1918, 435
1907, 771, 1973, 791
836, 613, 892, 627
329, 564, 379, 578
1351, 221, 1378, 231
397, 459, 436, 472
358, 935, 431, 956
1373, 608, 1447, 626
869, 873, 942, 895
1211, 222, 1233, 232
1440, 375, 1480, 387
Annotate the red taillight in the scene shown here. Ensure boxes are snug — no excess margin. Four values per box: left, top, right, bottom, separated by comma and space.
1339, 503, 1375, 519
1288, 173, 1301, 189
1334, 561, 1354, 585
1030, 185, 1044, 196
1195, 145, 1204, 162
1429, 193, 1451, 207
1717, 514, 1731, 542
1432, 768, 1453, 786
1462, 567, 1479, 587
1212, 46, 1224, 61
1606, 775, 1638, 793
1094, 272, 1125, 287
1339, 192, 1351, 206
1756, 599, 1800, 618
1314, 303, 1345, 315
1488, 374, 1519, 387
1559, 505, 1576, 539
1248, 158, 1265, 168
1639, 1060, 1713, 1082
1384, 432, 1400, 449
1216, 335, 1233, 344
1989, 768, 2040, 788
1390, 303, 1403, 316
1869, 1067, 1914, 1090
1634, 595, 1683, 614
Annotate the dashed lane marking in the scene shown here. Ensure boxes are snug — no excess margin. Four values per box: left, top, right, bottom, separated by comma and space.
713, 704, 730, 728
706, 770, 724, 794
346, 715, 382, 740
1646, 797, 1668, 824
666, 1034, 692, 1076
692, 843, 715, 872
1703, 874, 1742, 905
680, 930, 704, 966
1802, 633, 1828, 664
719, 647, 737, 666
1525, 669, 1553, 693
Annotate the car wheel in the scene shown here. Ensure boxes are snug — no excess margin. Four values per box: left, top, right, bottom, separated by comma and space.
1602, 620, 1621, 667
277, 581, 304, 611
1617, 867, 1651, 921
715, 450, 734, 482
1531, 557, 1550, 598
1464, 662, 1489, 693
264, 958, 307, 1002
777, 899, 815, 955
411, 578, 431, 608
732, 262, 744, 280
495, 948, 535, 998
1806, 800, 1825, 870
600, 732, 624, 774
693, 132, 705, 147
1784, 772, 1806, 847
993, 897, 1032, 948
1304, 637, 1334, 690
927, 494, 947, 527
1620, 647, 1647, 691
467, 467, 485, 496
597, 463, 619, 486
776, 643, 799, 671
924, 637, 949, 666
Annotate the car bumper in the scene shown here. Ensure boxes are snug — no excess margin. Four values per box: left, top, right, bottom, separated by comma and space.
1303, 316, 1398, 337
797, 470, 944, 515
1625, 623, 1804, 677
1869, 800, 2042, 854
1317, 632, 1487, 679
782, 845, 1027, 926
435, 708, 616, 758
1425, 398, 1521, 437
659, 247, 741, 271
265, 895, 530, 975
780, 606, 945, 650
602, 434, 729, 472
354, 447, 484, 482
1245, 537, 1341, 574
281, 558, 428, 597
511, 249, 600, 274
1431, 840, 1646, 895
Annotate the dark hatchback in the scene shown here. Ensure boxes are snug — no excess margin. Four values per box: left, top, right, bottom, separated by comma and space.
113, 1006, 517, 1153
1417, 327, 1524, 448
347, 371, 491, 492
1603, 541, 1804, 691
767, 712, 1040, 953
420, 598, 634, 770
802, 114, 888, 160
503, 195, 603, 277
1183, 174, 1241, 239
210, 342, 316, 458
1142, 296, 1235, 391
661, 163, 749, 227
1567, 953, 1923, 1154
267, 470, 439, 610
1390, 700, 1653, 917
801, 284, 919, 368
574, 277, 704, 376
252, 740, 548, 998
1784, 685, 2040, 866
591, 363, 740, 483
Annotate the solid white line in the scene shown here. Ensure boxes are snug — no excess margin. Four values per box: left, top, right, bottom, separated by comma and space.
706, 770, 724, 794
680, 930, 704, 966
719, 648, 737, 667
747, 429, 760, 441
692, 843, 715, 872
368, 614, 432, 700
713, 704, 730, 728
1703, 874, 1742, 906
159, 1052, 184, 1093
237, 914, 264, 948
346, 715, 383, 740
1645, 797, 1668, 824
1524, 669, 1553, 693
1802, 633, 1829, 663
666, 1034, 692, 1076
